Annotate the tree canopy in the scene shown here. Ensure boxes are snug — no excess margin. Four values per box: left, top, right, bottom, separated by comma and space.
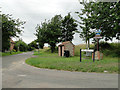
35, 14, 78, 53
76, 1, 120, 43
2, 14, 25, 52
35, 15, 62, 52
28, 40, 39, 51
14, 39, 28, 52
61, 13, 78, 42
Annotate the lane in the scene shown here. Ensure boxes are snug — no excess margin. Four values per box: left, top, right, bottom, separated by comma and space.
2, 52, 33, 68
2, 52, 118, 88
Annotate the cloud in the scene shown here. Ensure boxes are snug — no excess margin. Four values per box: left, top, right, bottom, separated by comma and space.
1, 0, 85, 45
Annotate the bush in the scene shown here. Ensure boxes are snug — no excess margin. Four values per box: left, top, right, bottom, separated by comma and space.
99, 42, 111, 50
99, 42, 120, 57
12, 49, 16, 52
14, 40, 28, 52
28, 46, 35, 51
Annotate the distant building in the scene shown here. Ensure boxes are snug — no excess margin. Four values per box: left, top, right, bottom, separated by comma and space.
58, 41, 75, 57
10, 38, 15, 51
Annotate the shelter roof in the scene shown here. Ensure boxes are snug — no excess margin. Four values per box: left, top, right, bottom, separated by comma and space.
58, 41, 74, 46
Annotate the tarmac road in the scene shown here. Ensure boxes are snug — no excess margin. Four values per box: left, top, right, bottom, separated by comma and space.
2, 52, 118, 88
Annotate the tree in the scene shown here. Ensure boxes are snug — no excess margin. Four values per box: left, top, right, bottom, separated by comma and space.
47, 15, 62, 53
61, 13, 78, 42
77, 2, 120, 42
0, 11, 2, 52
2, 14, 25, 52
35, 15, 62, 53
14, 39, 28, 52
35, 21, 48, 49
28, 40, 39, 51
76, 1, 94, 49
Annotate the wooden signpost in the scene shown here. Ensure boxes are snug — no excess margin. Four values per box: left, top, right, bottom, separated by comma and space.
80, 29, 103, 62
93, 29, 103, 60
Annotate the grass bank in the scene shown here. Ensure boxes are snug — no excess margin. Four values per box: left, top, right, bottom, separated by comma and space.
2, 51, 23, 56
26, 48, 118, 73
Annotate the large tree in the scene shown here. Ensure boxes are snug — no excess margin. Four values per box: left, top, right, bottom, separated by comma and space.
76, 2, 94, 49
2, 14, 25, 52
77, 1, 120, 42
47, 15, 62, 53
35, 23, 47, 49
35, 15, 62, 53
61, 13, 78, 42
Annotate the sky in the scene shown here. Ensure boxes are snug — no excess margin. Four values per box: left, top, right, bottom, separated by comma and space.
1, 0, 118, 46
1, 0, 86, 45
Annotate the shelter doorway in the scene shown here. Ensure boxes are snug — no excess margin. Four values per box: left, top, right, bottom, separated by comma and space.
60, 46, 62, 56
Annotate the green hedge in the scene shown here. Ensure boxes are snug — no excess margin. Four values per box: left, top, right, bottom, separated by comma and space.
99, 42, 120, 57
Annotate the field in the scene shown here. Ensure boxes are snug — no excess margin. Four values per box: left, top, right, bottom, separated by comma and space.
26, 45, 118, 73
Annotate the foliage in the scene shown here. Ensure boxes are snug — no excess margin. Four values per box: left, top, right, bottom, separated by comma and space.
35, 22, 48, 49
61, 13, 78, 42
46, 15, 62, 53
74, 42, 119, 57
28, 40, 38, 51
2, 14, 25, 52
35, 13, 78, 53
77, 2, 120, 41
76, 2, 95, 49
99, 42, 120, 57
35, 15, 62, 53
14, 40, 28, 52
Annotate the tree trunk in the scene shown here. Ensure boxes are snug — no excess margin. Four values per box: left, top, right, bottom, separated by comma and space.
88, 39, 90, 49
51, 46, 55, 53
86, 40, 88, 49
50, 43, 56, 53
18, 46, 19, 51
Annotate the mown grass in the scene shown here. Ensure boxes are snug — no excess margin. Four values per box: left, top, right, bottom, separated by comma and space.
2, 51, 23, 56
26, 47, 118, 73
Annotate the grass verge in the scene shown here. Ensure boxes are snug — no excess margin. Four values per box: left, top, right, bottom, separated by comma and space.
2, 51, 23, 56
26, 49, 118, 73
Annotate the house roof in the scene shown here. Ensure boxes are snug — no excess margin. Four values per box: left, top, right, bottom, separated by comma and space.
10, 38, 15, 44
58, 41, 74, 46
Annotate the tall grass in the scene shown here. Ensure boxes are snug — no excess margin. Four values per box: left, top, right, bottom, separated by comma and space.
74, 44, 94, 56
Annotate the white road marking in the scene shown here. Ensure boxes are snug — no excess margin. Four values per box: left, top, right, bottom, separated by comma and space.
18, 75, 26, 77
104, 71, 108, 73
22, 62, 25, 64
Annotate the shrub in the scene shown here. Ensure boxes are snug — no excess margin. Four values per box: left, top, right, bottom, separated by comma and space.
99, 42, 120, 57
14, 40, 28, 52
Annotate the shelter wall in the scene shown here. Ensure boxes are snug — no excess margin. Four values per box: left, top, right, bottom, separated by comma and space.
65, 43, 74, 56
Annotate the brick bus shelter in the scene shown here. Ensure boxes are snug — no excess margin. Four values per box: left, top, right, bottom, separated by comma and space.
58, 41, 75, 57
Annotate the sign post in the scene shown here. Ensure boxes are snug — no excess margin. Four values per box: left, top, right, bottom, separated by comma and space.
80, 49, 82, 62
94, 29, 102, 60
36, 42, 39, 53
80, 49, 94, 62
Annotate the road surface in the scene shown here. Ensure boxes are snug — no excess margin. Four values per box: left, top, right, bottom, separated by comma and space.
2, 52, 118, 88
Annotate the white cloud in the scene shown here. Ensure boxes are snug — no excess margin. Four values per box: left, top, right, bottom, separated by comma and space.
1, 0, 85, 45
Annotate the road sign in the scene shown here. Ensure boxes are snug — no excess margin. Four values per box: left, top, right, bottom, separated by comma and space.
95, 29, 101, 35
94, 29, 102, 39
